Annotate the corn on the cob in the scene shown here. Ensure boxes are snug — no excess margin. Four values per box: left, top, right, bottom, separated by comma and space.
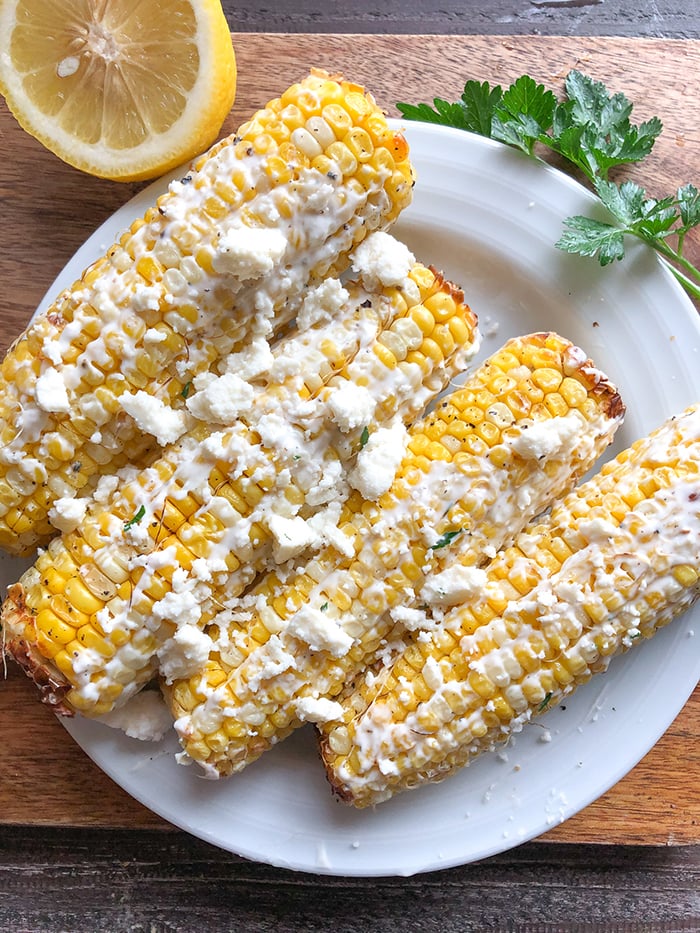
319, 404, 700, 807
1, 258, 478, 716
0, 71, 414, 555
166, 333, 624, 777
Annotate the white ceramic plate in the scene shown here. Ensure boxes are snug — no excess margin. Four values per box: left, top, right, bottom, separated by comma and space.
6, 122, 700, 876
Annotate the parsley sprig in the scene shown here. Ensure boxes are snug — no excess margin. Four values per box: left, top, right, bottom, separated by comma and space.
398, 71, 700, 301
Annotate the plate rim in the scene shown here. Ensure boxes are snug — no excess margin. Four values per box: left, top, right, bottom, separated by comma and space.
18, 119, 700, 876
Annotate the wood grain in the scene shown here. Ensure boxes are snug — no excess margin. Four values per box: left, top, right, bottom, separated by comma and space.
0, 827, 699, 931
222, 0, 700, 39
0, 35, 698, 848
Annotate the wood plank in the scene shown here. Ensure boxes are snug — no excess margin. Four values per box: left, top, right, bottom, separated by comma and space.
0, 35, 698, 847
1, 827, 699, 929
220, 0, 700, 39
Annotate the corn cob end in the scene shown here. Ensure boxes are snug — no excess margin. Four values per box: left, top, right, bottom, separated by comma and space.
2, 583, 74, 715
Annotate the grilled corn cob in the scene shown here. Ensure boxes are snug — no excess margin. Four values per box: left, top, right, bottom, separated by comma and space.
166, 333, 624, 776
320, 404, 700, 807
0, 71, 414, 555
2, 257, 478, 716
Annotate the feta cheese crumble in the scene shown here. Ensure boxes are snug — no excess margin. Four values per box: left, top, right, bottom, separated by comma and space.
286, 606, 354, 657
349, 420, 408, 500
294, 696, 345, 724
509, 413, 581, 461
186, 372, 255, 424
421, 565, 489, 607
120, 391, 188, 446
212, 226, 287, 279
267, 514, 320, 562
157, 624, 214, 684
328, 382, 376, 433
35, 367, 71, 414
98, 690, 173, 742
48, 496, 87, 533
296, 278, 349, 331
351, 231, 415, 288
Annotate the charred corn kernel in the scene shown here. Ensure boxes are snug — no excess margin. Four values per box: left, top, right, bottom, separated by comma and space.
167, 334, 624, 777
0, 72, 415, 556
3, 261, 477, 719
321, 404, 700, 807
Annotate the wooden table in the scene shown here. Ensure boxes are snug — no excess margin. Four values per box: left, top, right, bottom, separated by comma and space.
1, 27, 699, 931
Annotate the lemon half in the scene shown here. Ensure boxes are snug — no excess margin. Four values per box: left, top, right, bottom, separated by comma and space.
0, 0, 236, 181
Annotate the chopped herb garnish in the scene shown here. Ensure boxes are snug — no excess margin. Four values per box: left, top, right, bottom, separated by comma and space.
359, 426, 370, 449
124, 505, 146, 530
430, 529, 462, 550
538, 692, 553, 713
320, 602, 329, 611
181, 381, 192, 399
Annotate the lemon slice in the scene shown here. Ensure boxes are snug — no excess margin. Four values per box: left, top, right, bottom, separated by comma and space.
0, 0, 236, 181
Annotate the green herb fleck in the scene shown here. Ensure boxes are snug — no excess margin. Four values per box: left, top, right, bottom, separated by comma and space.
181, 381, 192, 399
538, 692, 553, 713
430, 529, 462, 550
359, 426, 370, 449
124, 505, 146, 530
320, 602, 329, 612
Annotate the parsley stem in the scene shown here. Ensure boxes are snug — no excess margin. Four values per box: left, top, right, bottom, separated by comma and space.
650, 241, 700, 300
661, 260, 700, 302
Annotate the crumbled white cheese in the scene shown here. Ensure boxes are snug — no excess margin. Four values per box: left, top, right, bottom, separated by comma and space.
349, 420, 408, 500
421, 565, 488, 607
132, 284, 161, 312
186, 372, 255, 424
48, 496, 87, 533
151, 588, 202, 628
294, 695, 345, 724
143, 327, 167, 345
390, 605, 436, 632
286, 606, 353, 657
304, 459, 348, 508
307, 502, 355, 558
35, 367, 71, 413
422, 656, 444, 691
92, 474, 120, 504
223, 336, 274, 380
296, 278, 349, 331
351, 231, 415, 288
509, 413, 581, 461
212, 226, 287, 279
267, 514, 319, 562
41, 336, 63, 366
120, 391, 187, 446
247, 635, 298, 689
98, 690, 173, 742
328, 382, 376, 433
157, 624, 213, 684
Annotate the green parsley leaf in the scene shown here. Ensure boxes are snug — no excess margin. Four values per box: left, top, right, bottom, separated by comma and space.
181, 381, 192, 399
359, 426, 370, 449
493, 75, 556, 155
556, 216, 626, 265
320, 602, 329, 612
396, 98, 471, 131
430, 529, 462, 550
124, 505, 146, 530
677, 183, 700, 231
594, 178, 646, 226
459, 80, 504, 136
538, 692, 553, 713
